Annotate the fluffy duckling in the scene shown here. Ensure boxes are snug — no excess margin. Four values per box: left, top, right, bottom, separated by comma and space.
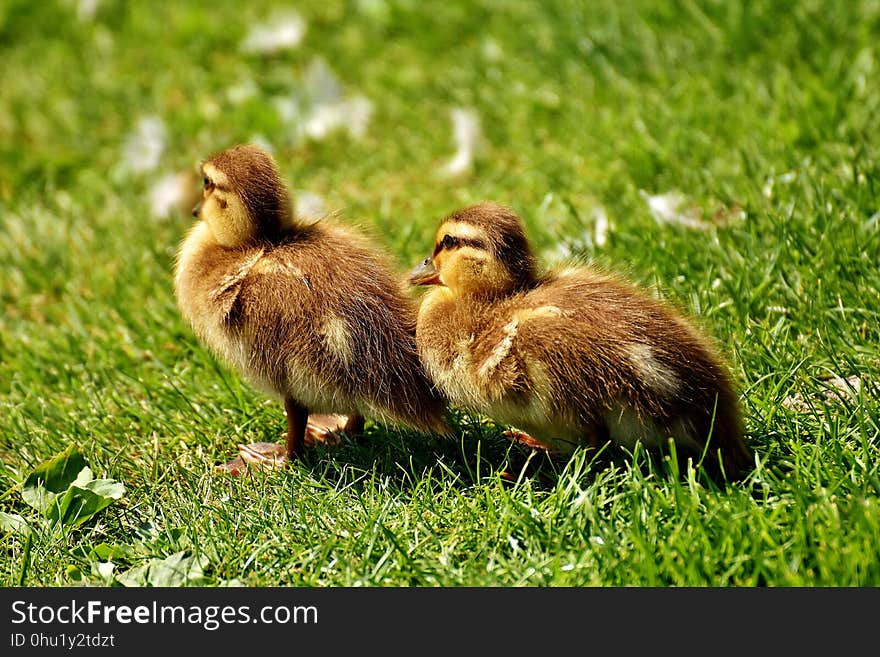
174, 144, 447, 472
410, 202, 753, 481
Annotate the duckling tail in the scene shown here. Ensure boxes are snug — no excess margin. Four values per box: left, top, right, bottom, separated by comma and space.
700, 386, 753, 483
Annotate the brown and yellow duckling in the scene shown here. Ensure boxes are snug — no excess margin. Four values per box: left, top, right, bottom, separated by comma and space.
410, 202, 753, 481
174, 144, 448, 473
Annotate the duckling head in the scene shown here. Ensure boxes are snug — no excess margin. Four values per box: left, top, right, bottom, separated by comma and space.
410, 202, 537, 297
192, 144, 297, 247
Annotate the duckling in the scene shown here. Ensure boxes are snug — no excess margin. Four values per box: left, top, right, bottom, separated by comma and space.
174, 144, 448, 473
410, 202, 753, 481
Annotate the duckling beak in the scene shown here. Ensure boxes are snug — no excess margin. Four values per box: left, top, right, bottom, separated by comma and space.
192, 200, 202, 218
409, 257, 441, 286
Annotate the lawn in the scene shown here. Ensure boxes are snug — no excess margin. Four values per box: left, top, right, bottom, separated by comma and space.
1, 0, 878, 586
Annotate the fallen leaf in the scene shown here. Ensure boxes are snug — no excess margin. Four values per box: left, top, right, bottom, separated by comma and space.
21, 443, 125, 527
117, 551, 209, 587
22, 443, 88, 513
0, 512, 31, 536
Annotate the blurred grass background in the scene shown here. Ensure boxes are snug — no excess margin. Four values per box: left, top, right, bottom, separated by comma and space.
1, 0, 878, 585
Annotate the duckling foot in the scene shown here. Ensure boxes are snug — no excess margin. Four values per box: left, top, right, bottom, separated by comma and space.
502, 430, 553, 452
303, 414, 350, 447
500, 430, 566, 486
218, 442, 288, 475
217, 413, 365, 475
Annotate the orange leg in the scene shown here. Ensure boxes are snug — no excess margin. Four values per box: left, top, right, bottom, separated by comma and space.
218, 404, 363, 475
285, 397, 308, 460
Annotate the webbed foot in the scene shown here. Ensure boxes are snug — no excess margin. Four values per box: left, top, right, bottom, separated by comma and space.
217, 413, 365, 475
502, 430, 554, 452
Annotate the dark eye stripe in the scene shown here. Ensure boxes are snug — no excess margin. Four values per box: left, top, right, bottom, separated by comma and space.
434, 234, 486, 255
458, 237, 485, 250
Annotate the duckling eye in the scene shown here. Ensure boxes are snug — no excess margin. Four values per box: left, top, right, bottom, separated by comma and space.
440, 234, 457, 250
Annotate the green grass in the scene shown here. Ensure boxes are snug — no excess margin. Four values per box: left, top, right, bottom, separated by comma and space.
1, 0, 879, 586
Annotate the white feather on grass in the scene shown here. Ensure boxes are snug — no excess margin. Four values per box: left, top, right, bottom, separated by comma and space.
226, 79, 259, 105
293, 190, 327, 222
640, 190, 709, 230
304, 96, 373, 140
592, 204, 609, 247
782, 375, 864, 413
61, 0, 100, 21
272, 58, 373, 142
246, 135, 275, 155
148, 171, 198, 219
539, 198, 610, 264
642, 190, 745, 230
438, 108, 482, 178
121, 116, 166, 176
77, 0, 100, 20
241, 12, 307, 54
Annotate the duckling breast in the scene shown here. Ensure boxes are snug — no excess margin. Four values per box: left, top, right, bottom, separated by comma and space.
174, 221, 268, 382
416, 292, 566, 419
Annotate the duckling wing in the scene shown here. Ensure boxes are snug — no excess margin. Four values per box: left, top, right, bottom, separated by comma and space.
231, 246, 345, 401
474, 276, 740, 435
174, 221, 266, 327
234, 234, 445, 429
238, 240, 403, 384
207, 250, 266, 320
468, 304, 569, 400
466, 280, 651, 417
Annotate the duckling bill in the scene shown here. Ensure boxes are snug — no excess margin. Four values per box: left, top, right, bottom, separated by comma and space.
174, 144, 447, 472
410, 202, 753, 481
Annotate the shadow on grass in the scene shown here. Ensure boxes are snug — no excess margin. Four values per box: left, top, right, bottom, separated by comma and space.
274, 410, 756, 495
